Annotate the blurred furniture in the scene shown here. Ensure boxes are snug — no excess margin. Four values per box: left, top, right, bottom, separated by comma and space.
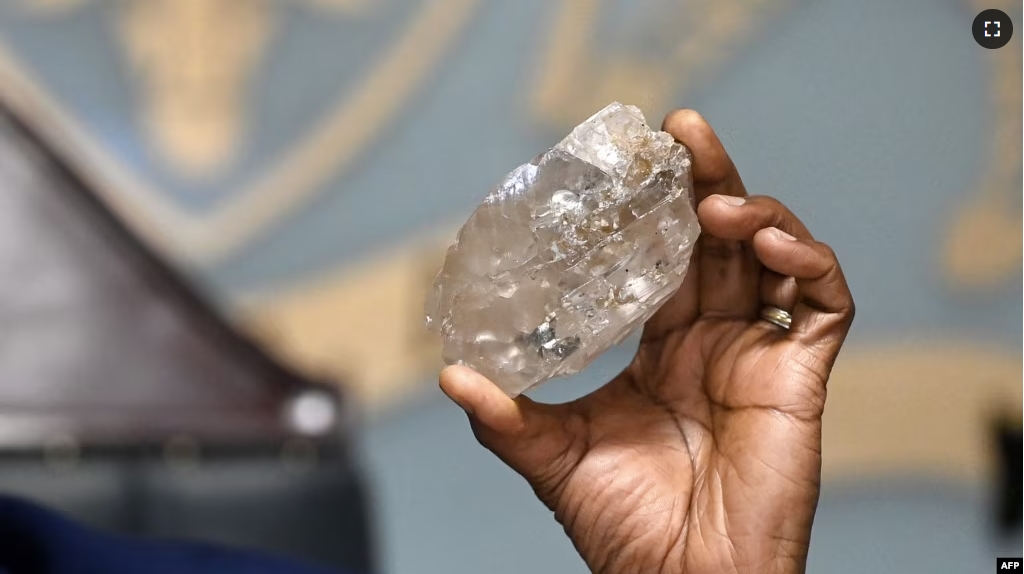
0, 103, 375, 573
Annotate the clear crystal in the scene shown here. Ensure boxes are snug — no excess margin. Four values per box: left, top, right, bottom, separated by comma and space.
426, 103, 700, 397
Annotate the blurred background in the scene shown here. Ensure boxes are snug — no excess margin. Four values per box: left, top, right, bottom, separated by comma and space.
0, 0, 1020, 572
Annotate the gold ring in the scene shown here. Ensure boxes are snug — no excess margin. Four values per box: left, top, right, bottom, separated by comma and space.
760, 306, 793, 330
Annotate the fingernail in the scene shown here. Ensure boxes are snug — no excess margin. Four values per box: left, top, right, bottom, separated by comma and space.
717, 195, 745, 206
771, 227, 796, 241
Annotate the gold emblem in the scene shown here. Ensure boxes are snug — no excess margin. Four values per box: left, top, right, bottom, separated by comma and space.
1, 0, 479, 261
27, 0, 377, 177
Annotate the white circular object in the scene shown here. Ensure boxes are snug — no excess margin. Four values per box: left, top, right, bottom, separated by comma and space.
286, 390, 337, 436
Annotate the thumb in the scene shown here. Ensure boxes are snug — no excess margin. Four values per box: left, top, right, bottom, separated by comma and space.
439, 365, 581, 497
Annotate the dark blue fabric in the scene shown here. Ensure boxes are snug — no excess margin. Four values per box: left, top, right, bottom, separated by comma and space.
0, 496, 352, 574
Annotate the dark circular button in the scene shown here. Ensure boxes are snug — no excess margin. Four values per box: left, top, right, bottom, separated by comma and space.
973, 9, 1013, 49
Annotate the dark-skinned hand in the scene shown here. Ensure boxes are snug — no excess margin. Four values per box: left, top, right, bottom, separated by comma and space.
440, 110, 855, 574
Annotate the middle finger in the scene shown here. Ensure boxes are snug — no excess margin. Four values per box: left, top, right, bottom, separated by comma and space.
693, 195, 814, 317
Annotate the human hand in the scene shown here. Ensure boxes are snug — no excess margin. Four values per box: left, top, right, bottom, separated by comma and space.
440, 110, 855, 574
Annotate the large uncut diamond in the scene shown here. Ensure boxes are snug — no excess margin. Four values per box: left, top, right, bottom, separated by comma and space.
425, 103, 700, 397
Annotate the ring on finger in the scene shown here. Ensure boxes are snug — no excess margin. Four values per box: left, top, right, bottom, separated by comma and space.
759, 305, 792, 330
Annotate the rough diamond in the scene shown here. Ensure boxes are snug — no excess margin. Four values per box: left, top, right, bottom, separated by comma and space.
425, 103, 700, 397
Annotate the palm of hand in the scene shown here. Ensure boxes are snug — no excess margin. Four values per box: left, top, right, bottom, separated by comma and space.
440, 111, 853, 574
544, 319, 827, 573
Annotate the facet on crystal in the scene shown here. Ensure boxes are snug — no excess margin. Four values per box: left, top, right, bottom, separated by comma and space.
425, 102, 700, 397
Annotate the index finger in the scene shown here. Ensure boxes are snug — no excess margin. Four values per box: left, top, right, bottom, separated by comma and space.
661, 109, 746, 201
641, 110, 753, 344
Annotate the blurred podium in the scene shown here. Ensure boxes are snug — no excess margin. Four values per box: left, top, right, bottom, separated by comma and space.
0, 104, 375, 572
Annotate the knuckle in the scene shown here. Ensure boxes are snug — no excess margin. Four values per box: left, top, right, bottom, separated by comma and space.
748, 195, 792, 225
807, 242, 839, 276
816, 242, 838, 262
840, 285, 857, 319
